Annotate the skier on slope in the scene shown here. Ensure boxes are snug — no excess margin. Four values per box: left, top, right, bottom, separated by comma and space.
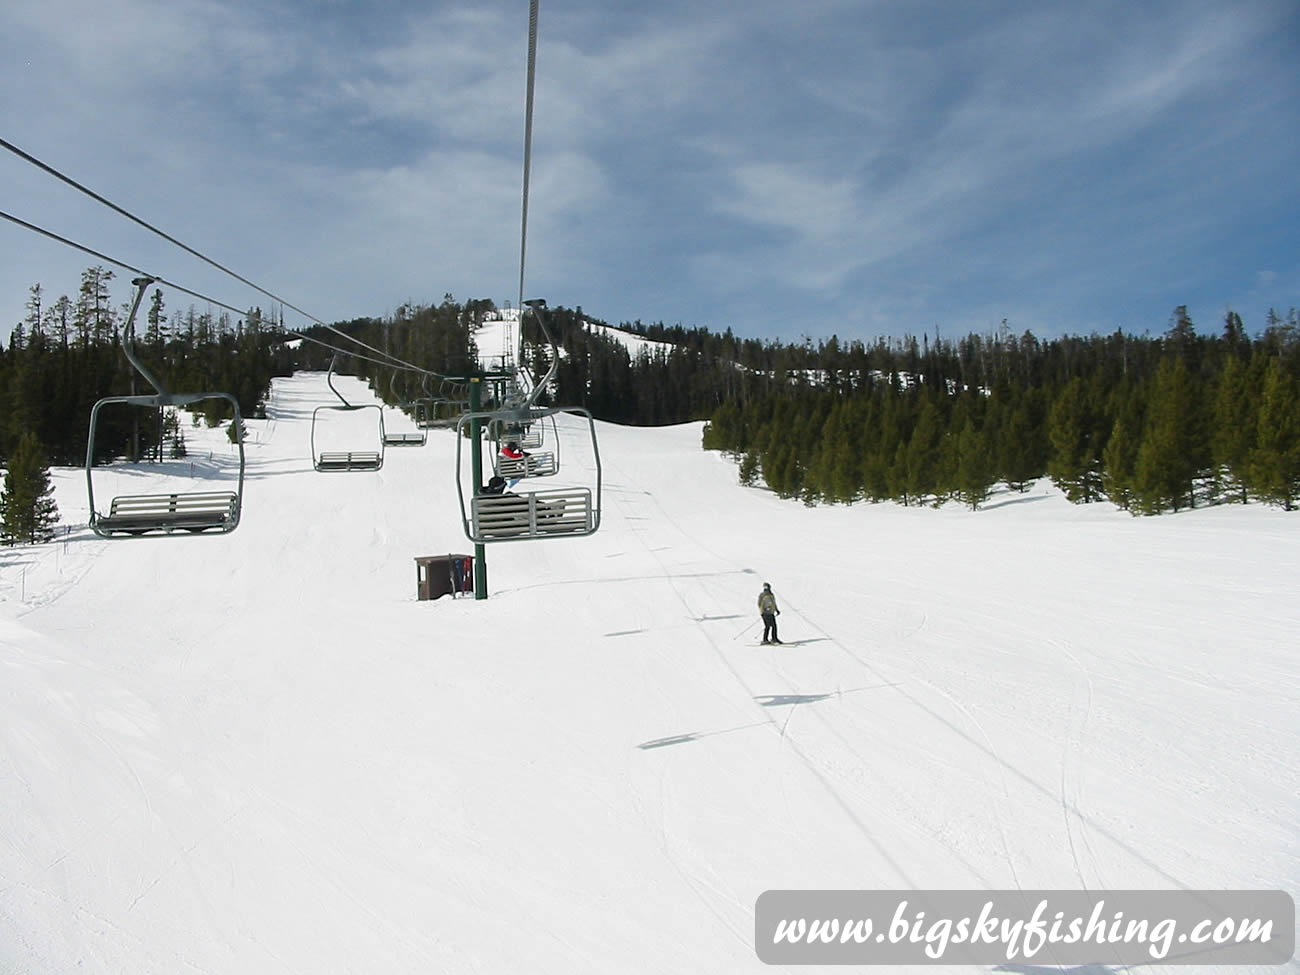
758, 582, 782, 645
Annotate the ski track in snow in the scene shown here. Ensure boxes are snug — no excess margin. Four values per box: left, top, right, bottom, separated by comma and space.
615, 446, 1040, 901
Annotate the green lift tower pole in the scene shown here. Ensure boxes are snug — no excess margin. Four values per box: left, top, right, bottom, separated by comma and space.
469, 377, 488, 599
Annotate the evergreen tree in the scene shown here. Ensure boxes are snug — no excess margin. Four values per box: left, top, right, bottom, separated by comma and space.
1221, 309, 1247, 355
761, 441, 800, 498
1, 432, 60, 544
903, 394, 944, 504
144, 287, 167, 353
1131, 357, 1206, 513
1165, 305, 1197, 356
995, 386, 1047, 491
1047, 378, 1102, 502
75, 266, 115, 345
1261, 308, 1297, 356
952, 416, 995, 510
1210, 351, 1257, 503
1101, 386, 1144, 511
887, 440, 912, 505
1248, 358, 1300, 510
862, 385, 903, 501
24, 283, 43, 341
162, 409, 188, 459
804, 400, 858, 504
829, 400, 865, 502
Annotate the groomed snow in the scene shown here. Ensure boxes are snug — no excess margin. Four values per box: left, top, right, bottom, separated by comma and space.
2, 370, 1297, 973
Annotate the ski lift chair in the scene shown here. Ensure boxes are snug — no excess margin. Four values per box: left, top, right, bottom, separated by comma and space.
456, 405, 600, 543
382, 372, 427, 447
492, 411, 558, 479
412, 376, 439, 429
86, 277, 245, 537
418, 380, 470, 429
311, 357, 385, 472
517, 422, 544, 450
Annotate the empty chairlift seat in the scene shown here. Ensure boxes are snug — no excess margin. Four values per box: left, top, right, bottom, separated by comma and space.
315, 451, 383, 472
95, 492, 240, 536
310, 358, 386, 472
382, 374, 428, 446
383, 430, 426, 447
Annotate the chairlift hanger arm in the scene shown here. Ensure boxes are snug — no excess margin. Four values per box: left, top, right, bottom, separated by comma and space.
325, 355, 353, 408
86, 278, 155, 512
520, 299, 561, 408
118, 276, 169, 396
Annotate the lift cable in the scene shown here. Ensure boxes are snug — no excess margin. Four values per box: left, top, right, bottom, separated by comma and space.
513, 0, 564, 409
517, 0, 539, 318
0, 207, 431, 377
0, 137, 429, 374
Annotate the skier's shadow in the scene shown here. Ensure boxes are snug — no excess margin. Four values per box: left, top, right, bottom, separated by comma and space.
637, 684, 902, 750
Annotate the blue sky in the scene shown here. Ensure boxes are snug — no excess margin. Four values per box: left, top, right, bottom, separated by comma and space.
2, 0, 1297, 345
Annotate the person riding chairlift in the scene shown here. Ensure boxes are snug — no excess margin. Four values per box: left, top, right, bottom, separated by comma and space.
500, 440, 529, 461
479, 473, 563, 523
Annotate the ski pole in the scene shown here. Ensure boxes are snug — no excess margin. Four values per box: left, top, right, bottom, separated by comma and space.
732, 618, 760, 640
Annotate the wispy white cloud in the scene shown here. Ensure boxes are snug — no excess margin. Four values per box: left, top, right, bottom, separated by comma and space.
679, 0, 1295, 335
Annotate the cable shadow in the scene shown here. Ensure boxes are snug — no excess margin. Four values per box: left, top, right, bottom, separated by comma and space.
754, 683, 903, 709
636, 721, 770, 751
755, 693, 833, 707
88, 458, 243, 484
637, 734, 699, 750
238, 465, 320, 480
639, 685, 904, 751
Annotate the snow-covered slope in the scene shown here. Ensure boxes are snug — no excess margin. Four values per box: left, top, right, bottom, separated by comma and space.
476, 306, 674, 368
1, 371, 1297, 973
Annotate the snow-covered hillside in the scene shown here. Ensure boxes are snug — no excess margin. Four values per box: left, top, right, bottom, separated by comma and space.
477, 306, 675, 366
1, 370, 1297, 973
